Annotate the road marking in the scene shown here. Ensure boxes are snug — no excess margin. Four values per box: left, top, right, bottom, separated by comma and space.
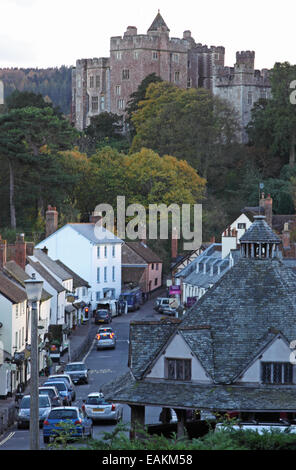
82, 337, 96, 362
0, 432, 15, 447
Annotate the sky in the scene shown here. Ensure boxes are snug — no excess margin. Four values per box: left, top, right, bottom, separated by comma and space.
0, 0, 295, 70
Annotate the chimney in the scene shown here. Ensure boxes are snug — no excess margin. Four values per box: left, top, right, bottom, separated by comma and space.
282, 222, 291, 249
171, 227, 178, 260
89, 209, 103, 225
0, 235, 7, 268
210, 236, 216, 243
46, 205, 58, 238
264, 194, 273, 227
42, 246, 48, 255
15, 233, 26, 270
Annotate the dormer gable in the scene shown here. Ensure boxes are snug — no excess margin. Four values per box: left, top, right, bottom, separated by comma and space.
145, 330, 212, 383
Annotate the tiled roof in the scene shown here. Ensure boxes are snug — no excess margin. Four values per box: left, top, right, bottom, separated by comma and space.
101, 371, 296, 411
33, 249, 71, 281
68, 223, 122, 245
122, 243, 147, 266
27, 259, 65, 293
0, 271, 27, 303
55, 260, 90, 289
3, 261, 51, 301
126, 242, 162, 264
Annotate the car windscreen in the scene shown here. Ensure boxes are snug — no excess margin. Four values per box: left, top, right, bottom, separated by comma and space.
65, 364, 86, 372
85, 397, 108, 405
45, 382, 67, 391
96, 311, 108, 317
49, 377, 69, 384
48, 409, 77, 420
39, 389, 55, 397
21, 396, 50, 408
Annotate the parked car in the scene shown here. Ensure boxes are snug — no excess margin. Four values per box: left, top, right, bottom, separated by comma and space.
94, 309, 112, 324
82, 392, 123, 423
159, 306, 177, 316
48, 374, 76, 401
153, 297, 170, 312
43, 380, 72, 406
96, 328, 116, 350
43, 406, 93, 444
63, 362, 89, 384
17, 394, 52, 429
38, 386, 63, 408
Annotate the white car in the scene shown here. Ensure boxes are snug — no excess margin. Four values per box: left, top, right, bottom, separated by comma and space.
48, 373, 76, 401
82, 392, 123, 423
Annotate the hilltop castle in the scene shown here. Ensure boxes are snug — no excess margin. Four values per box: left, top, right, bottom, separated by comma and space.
71, 12, 271, 143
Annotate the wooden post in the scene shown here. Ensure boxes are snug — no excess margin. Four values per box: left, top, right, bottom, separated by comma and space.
129, 405, 145, 440
174, 409, 187, 439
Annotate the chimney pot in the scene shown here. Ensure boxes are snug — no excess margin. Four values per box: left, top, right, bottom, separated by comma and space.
46, 205, 58, 238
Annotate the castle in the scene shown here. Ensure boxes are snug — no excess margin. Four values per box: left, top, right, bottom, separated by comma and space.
71, 12, 271, 143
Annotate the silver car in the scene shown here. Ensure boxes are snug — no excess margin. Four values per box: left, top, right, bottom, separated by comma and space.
48, 374, 76, 401
63, 362, 89, 385
17, 394, 51, 429
96, 327, 116, 350
82, 393, 123, 423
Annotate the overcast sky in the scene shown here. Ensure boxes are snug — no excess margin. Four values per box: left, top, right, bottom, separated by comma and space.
1, 0, 295, 70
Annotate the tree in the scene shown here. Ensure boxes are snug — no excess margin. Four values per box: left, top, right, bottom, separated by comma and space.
5, 90, 63, 117
130, 82, 239, 177
125, 73, 163, 139
247, 62, 296, 167
0, 106, 78, 228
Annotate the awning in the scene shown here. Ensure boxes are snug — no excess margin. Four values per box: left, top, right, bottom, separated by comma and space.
65, 305, 76, 314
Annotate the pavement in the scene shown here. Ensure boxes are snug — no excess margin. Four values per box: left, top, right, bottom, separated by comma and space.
0, 319, 98, 437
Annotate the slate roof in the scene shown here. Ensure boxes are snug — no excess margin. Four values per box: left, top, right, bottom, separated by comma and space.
3, 261, 51, 301
147, 12, 170, 32
101, 372, 296, 412
128, 321, 180, 379
122, 243, 148, 266
125, 242, 162, 264
180, 257, 296, 383
55, 260, 90, 289
0, 271, 27, 303
68, 223, 122, 245
27, 259, 65, 293
33, 249, 71, 281
240, 216, 281, 243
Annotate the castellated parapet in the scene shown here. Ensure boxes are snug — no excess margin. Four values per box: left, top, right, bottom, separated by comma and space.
213, 51, 271, 143
71, 12, 271, 143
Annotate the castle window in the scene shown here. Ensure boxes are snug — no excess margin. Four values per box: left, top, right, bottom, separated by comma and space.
174, 71, 180, 83
166, 358, 191, 381
89, 76, 94, 88
118, 99, 125, 109
100, 95, 105, 111
187, 78, 192, 88
261, 362, 293, 385
187, 60, 191, 68
115, 85, 121, 96
91, 95, 98, 112
122, 69, 130, 80
172, 53, 179, 63
247, 91, 253, 105
96, 75, 100, 88
134, 51, 139, 60
152, 51, 158, 60
116, 51, 122, 60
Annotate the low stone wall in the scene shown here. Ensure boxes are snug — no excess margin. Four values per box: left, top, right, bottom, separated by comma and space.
0, 403, 16, 436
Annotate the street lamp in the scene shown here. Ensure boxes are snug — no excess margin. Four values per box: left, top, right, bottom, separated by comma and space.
24, 273, 43, 451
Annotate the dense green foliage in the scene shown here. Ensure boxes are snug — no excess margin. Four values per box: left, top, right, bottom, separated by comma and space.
0, 66, 72, 115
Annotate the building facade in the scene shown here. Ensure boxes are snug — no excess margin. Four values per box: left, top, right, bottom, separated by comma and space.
72, 12, 271, 142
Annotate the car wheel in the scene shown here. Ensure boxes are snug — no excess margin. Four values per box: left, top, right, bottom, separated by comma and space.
43, 436, 50, 444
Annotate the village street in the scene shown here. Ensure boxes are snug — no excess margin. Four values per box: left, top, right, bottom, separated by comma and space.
0, 296, 166, 450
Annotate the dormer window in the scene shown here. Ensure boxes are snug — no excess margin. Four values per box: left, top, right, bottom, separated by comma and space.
261, 362, 293, 385
166, 358, 191, 381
